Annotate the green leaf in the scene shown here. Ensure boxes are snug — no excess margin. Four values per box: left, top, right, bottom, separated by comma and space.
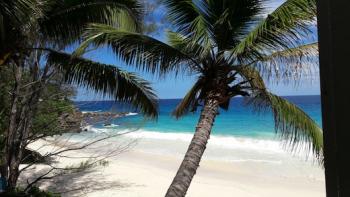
0, 0, 46, 61
163, 0, 213, 51
253, 42, 319, 83
167, 31, 210, 64
39, 0, 143, 46
76, 23, 199, 76
231, 0, 316, 62
238, 66, 323, 163
206, 0, 263, 50
172, 78, 203, 118
249, 92, 323, 163
163, 0, 207, 34
47, 50, 158, 118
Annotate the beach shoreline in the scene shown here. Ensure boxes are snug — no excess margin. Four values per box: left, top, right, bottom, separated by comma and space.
21, 134, 326, 197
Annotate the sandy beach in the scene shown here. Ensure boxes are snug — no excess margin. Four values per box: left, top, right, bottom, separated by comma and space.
20, 133, 325, 197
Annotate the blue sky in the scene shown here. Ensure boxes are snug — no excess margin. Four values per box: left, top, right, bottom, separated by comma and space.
74, 0, 320, 101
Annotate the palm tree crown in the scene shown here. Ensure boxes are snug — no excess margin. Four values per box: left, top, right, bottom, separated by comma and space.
75, 0, 322, 196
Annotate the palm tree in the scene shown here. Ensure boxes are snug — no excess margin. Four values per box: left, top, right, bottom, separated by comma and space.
0, 0, 158, 191
74, 0, 322, 196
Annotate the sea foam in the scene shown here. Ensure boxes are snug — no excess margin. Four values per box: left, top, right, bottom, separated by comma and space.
123, 130, 285, 154
71, 126, 318, 164
125, 112, 138, 116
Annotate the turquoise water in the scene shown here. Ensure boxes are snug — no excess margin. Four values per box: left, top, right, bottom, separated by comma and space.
75, 95, 322, 140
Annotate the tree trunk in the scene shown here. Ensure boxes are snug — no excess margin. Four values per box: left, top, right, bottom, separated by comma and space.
2, 61, 42, 190
7, 107, 30, 189
2, 63, 23, 191
165, 96, 220, 197
7, 93, 37, 189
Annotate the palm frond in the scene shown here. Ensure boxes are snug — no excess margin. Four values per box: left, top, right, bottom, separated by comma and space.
163, 0, 198, 28
167, 31, 210, 63
172, 78, 203, 118
39, 0, 143, 46
236, 65, 267, 90
76, 23, 200, 76
0, 0, 44, 27
163, 0, 208, 33
187, 14, 214, 52
231, 0, 316, 62
238, 66, 323, 163
163, 0, 213, 49
206, 0, 264, 50
0, 0, 45, 61
249, 92, 323, 162
47, 50, 158, 118
253, 42, 319, 83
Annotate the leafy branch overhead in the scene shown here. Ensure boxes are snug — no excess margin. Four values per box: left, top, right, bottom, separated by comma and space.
238, 65, 322, 161
39, 0, 144, 45
1, 0, 159, 118
231, 0, 317, 62
76, 23, 200, 76
47, 51, 158, 118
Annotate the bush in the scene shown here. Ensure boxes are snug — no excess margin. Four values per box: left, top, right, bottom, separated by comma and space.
2, 187, 60, 197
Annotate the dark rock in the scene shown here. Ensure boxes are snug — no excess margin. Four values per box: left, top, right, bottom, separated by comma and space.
58, 108, 83, 133
81, 111, 126, 126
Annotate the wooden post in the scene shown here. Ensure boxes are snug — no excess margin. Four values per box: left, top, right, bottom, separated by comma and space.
316, 0, 350, 196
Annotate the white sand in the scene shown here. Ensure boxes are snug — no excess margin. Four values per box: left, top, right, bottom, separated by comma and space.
20, 136, 325, 197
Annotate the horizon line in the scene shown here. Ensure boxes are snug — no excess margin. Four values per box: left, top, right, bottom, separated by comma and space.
74, 94, 321, 102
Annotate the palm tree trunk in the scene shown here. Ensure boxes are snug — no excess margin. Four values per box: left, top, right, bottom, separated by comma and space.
165, 96, 220, 197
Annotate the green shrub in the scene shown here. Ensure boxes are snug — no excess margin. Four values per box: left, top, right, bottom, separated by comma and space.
2, 187, 60, 197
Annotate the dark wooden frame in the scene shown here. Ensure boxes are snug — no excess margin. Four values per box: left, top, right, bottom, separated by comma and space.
316, 1, 350, 196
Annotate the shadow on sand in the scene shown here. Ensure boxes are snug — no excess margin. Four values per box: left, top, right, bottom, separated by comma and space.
20, 167, 135, 196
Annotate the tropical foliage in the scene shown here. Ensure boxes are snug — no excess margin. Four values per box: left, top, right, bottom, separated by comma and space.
0, 0, 157, 193
75, 0, 321, 196
0, 0, 157, 116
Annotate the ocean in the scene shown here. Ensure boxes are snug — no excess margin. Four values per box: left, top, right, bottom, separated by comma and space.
73, 95, 323, 164
75, 95, 322, 138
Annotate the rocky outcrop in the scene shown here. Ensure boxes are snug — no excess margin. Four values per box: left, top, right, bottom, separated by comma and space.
58, 108, 129, 133
82, 112, 127, 126
58, 108, 84, 133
